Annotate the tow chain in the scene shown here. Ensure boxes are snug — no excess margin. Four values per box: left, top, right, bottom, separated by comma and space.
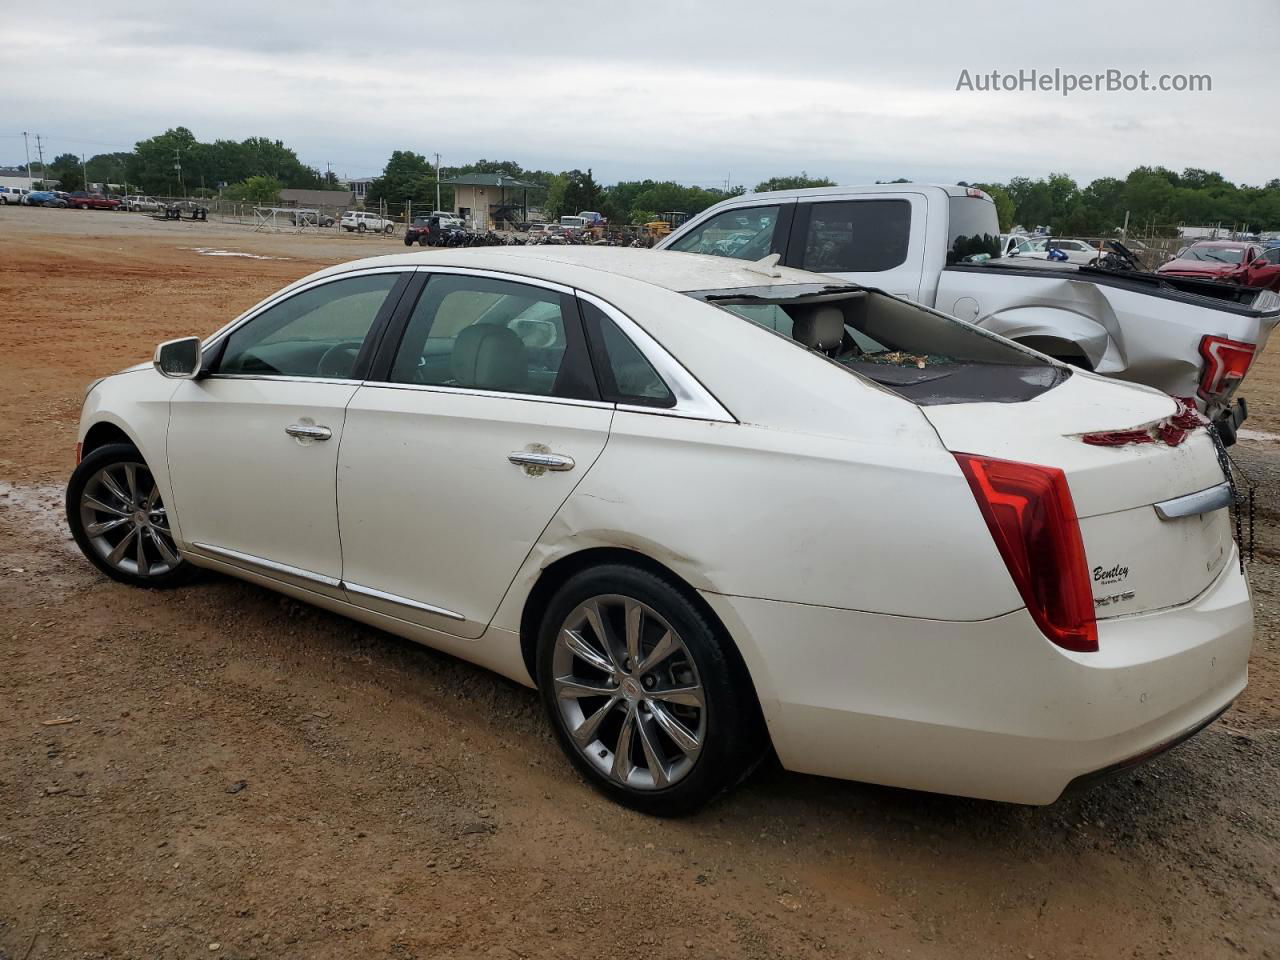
1207, 423, 1255, 572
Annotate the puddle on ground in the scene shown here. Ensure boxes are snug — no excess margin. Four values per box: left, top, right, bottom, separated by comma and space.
183, 247, 290, 261
0, 480, 78, 552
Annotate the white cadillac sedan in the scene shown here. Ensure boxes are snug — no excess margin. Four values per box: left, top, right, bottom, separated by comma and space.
67, 247, 1252, 815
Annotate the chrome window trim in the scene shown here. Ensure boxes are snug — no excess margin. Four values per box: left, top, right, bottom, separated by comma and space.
358, 380, 615, 411
201, 266, 415, 352
575, 290, 736, 424
343, 580, 465, 621
192, 542, 342, 588
202, 374, 365, 387
410, 264, 575, 296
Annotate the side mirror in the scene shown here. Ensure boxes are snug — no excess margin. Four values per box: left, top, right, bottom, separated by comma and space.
153, 337, 203, 379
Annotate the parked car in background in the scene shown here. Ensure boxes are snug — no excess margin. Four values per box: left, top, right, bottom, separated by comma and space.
66, 191, 122, 211
1008, 237, 1102, 266
123, 195, 163, 212
577, 211, 607, 227
559, 215, 588, 232
658, 183, 1280, 442
1158, 240, 1280, 292
340, 210, 395, 234
26, 190, 68, 208
430, 210, 464, 229
405, 215, 445, 246
69, 246, 1252, 815
0, 185, 31, 205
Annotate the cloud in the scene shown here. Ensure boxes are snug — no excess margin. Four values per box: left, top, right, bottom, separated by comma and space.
2, 0, 1276, 187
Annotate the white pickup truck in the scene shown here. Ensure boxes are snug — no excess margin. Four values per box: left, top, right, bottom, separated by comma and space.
658, 183, 1280, 442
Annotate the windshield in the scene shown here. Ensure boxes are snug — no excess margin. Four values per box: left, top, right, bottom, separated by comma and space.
690, 285, 1066, 405
667, 206, 781, 260
1184, 245, 1247, 264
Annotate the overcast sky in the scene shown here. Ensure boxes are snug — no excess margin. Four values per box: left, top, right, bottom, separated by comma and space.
3, 0, 1277, 189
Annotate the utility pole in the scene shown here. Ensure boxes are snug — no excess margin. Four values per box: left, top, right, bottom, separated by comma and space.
435, 152, 442, 212
22, 132, 32, 188
81, 154, 88, 193
326, 161, 332, 186
173, 148, 184, 198
34, 134, 46, 188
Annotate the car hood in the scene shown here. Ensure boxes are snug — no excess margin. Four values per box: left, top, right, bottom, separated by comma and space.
1158, 259, 1238, 275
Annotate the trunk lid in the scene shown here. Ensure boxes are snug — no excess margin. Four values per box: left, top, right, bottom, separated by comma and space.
925, 371, 1234, 619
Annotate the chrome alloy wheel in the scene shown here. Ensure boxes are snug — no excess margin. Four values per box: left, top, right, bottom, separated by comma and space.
552, 595, 706, 790
78, 461, 180, 578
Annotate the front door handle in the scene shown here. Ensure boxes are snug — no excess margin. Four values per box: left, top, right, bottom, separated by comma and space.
508, 451, 575, 472
285, 423, 332, 441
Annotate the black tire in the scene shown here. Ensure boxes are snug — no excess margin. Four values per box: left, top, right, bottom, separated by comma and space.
383, 223, 394, 235
357, 222, 367, 233
418, 235, 430, 247
66, 442, 194, 589
536, 563, 765, 816
403, 235, 414, 246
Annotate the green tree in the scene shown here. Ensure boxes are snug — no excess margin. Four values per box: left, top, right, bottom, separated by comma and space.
972, 183, 1016, 231
127, 127, 200, 195
223, 175, 283, 204
365, 150, 436, 209
754, 172, 836, 192
48, 153, 84, 192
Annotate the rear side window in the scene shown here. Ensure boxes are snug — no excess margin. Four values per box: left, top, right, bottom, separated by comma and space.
386, 274, 596, 400
947, 196, 1001, 264
799, 199, 911, 273
667, 205, 783, 261
579, 300, 674, 407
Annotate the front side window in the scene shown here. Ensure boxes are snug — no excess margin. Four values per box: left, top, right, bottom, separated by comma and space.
387, 274, 595, 399
216, 273, 400, 379
667, 205, 782, 261
800, 199, 911, 273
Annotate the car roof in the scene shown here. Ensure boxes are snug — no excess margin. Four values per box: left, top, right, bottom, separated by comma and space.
321, 246, 825, 293
723, 182, 980, 203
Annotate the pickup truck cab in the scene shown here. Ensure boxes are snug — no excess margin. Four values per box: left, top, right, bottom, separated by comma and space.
659, 183, 1280, 441
66, 191, 122, 210
0, 186, 30, 205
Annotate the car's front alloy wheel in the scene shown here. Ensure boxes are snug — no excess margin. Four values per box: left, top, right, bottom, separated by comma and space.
537, 564, 765, 815
67, 443, 192, 588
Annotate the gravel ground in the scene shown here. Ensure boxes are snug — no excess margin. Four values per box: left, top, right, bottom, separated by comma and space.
1, 204, 1277, 959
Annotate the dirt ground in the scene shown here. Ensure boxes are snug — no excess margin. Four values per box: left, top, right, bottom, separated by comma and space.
1, 204, 1278, 960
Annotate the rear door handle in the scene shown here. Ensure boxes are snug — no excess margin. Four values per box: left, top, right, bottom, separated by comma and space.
508, 451, 575, 472
285, 423, 332, 441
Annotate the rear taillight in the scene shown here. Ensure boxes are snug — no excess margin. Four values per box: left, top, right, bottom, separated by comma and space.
1198, 335, 1255, 401
954, 453, 1097, 653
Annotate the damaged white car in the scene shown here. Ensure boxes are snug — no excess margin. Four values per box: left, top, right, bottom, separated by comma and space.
68, 247, 1253, 815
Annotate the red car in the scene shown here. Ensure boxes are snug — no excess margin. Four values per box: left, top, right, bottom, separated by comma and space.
66, 191, 122, 211
1157, 240, 1280, 292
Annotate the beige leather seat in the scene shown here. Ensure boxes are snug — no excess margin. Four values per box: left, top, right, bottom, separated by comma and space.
451, 324, 528, 392
791, 304, 846, 354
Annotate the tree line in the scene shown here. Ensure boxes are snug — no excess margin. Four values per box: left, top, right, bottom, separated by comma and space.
16, 126, 1280, 233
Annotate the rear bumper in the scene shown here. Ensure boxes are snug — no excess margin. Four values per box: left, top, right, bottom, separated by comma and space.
701, 550, 1253, 804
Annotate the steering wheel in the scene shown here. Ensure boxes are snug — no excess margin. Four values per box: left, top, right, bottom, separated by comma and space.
316, 343, 361, 379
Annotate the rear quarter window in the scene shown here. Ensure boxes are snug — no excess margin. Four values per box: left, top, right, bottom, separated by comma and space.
947, 196, 1001, 264
798, 199, 911, 273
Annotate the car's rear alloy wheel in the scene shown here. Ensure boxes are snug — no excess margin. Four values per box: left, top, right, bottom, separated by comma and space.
553, 594, 706, 790
67, 443, 192, 588
537, 564, 765, 815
